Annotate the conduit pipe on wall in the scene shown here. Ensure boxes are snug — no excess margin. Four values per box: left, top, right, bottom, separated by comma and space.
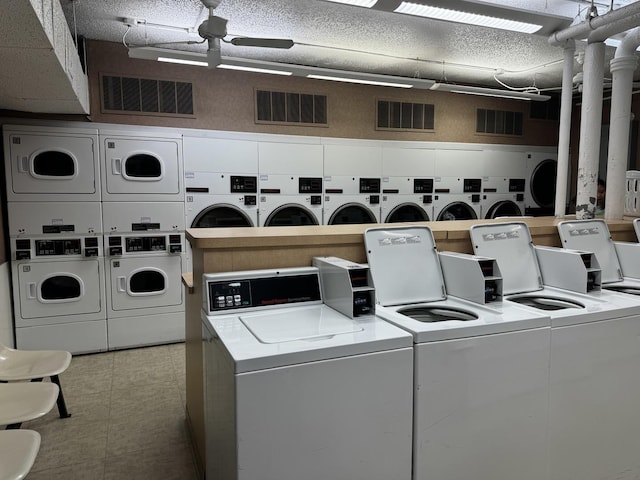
575, 40, 605, 219
554, 39, 576, 218
605, 27, 640, 220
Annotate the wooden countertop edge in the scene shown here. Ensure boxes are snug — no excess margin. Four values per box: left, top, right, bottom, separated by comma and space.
182, 273, 194, 291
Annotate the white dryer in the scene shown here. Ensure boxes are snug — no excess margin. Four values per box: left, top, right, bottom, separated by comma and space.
323, 142, 382, 224
381, 146, 434, 223
471, 221, 640, 480
525, 150, 557, 215
8, 202, 107, 354
433, 149, 483, 220
258, 140, 323, 226
481, 150, 527, 218
202, 266, 413, 480
3, 124, 101, 202
103, 202, 185, 349
364, 225, 551, 480
100, 127, 184, 202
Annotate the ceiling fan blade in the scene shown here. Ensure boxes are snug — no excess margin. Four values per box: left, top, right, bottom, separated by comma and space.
230, 37, 294, 49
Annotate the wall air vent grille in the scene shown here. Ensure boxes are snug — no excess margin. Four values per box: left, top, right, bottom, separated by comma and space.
256, 90, 327, 125
477, 108, 523, 136
377, 100, 435, 130
101, 75, 194, 116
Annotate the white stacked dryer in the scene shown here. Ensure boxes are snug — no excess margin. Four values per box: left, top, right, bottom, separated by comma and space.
102, 202, 185, 349
525, 149, 557, 215
481, 149, 527, 218
183, 133, 259, 271
258, 138, 323, 226
380, 145, 434, 223
323, 141, 383, 224
8, 202, 107, 353
433, 148, 483, 220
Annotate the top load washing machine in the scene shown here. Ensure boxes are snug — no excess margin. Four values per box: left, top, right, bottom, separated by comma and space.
525, 150, 557, 215
481, 150, 527, 218
323, 142, 382, 224
557, 218, 640, 295
201, 266, 414, 480
100, 127, 184, 202
380, 145, 434, 223
433, 148, 483, 220
258, 140, 323, 226
363, 225, 551, 480
8, 201, 107, 353
3, 124, 101, 202
470, 221, 640, 480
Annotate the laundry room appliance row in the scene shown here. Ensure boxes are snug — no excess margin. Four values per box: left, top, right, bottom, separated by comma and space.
7, 201, 185, 354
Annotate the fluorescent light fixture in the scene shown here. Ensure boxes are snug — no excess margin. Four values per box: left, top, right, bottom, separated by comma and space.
307, 74, 412, 88
394, 2, 542, 34
157, 56, 208, 67
323, 0, 378, 7
217, 64, 292, 76
303, 67, 434, 89
431, 82, 550, 101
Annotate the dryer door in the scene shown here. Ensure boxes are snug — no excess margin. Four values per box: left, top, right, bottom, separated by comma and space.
529, 158, 557, 209
328, 203, 377, 225
437, 202, 478, 221
7, 132, 99, 200
264, 205, 320, 226
102, 137, 182, 200
108, 255, 183, 311
386, 203, 430, 223
192, 205, 255, 228
16, 259, 104, 322
485, 200, 523, 219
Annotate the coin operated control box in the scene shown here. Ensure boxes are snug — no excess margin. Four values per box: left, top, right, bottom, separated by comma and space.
438, 251, 503, 304
313, 256, 375, 318
534, 246, 601, 293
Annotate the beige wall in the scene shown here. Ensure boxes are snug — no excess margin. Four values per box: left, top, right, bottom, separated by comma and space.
85, 40, 559, 146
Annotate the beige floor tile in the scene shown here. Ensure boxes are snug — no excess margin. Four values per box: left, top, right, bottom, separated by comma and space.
104, 443, 197, 480
25, 390, 111, 429
109, 382, 184, 420
25, 460, 106, 480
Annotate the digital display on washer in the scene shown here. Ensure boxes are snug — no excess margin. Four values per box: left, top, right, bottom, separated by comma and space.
125, 236, 166, 252
35, 239, 81, 256
208, 274, 321, 311
231, 175, 258, 193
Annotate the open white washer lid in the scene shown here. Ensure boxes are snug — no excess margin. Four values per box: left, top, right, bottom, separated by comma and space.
364, 226, 446, 306
240, 307, 363, 343
470, 222, 543, 295
557, 219, 623, 283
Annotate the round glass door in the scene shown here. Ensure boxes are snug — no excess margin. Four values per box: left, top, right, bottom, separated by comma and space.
192, 205, 254, 228
530, 159, 557, 209
329, 203, 377, 225
386, 204, 430, 223
437, 202, 477, 221
485, 201, 522, 219
264, 205, 319, 226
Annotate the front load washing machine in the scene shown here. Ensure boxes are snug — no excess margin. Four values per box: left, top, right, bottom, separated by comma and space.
525, 150, 557, 215
381, 146, 434, 223
470, 221, 640, 480
100, 127, 184, 202
201, 266, 413, 480
433, 149, 483, 220
364, 225, 551, 480
103, 202, 185, 349
8, 202, 107, 353
481, 150, 527, 218
258, 140, 323, 226
323, 142, 382, 224
3, 123, 101, 202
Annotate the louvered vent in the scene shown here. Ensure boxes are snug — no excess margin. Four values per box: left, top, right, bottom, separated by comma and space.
477, 109, 523, 135
102, 75, 194, 116
377, 100, 435, 130
256, 90, 327, 125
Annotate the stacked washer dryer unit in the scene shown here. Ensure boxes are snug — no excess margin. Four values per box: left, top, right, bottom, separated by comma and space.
182, 133, 259, 271
380, 145, 434, 223
257, 138, 323, 226
471, 221, 640, 480
100, 127, 185, 349
481, 149, 527, 218
3, 123, 107, 353
433, 148, 483, 220
323, 141, 382, 224
525, 149, 558, 215
364, 225, 551, 480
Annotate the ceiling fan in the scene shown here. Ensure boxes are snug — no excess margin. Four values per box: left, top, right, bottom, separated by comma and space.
128, 0, 294, 68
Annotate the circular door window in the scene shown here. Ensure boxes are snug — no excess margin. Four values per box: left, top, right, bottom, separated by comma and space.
124, 154, 162, 178
386, 204, 430, 223
329, 203, 377, 225
40, 275, 82, 301
530, 159, 557, 208
437, 202, 477, 221
265, 205, 319, 226
485, 201, 522, 219
192, 205, 253, 228
32, 150, 76, 177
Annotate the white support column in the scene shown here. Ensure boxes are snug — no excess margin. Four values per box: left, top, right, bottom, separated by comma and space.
575, 41, 605, 219
554, 40, 575, 218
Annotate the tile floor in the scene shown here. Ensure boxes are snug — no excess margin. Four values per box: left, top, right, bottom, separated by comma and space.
20, 343, 200, 480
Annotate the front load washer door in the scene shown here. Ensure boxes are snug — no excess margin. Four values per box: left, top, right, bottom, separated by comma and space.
264, 205, 319, 226
192, 205, 254, 228
386, 204, 430, 223
437, 202, 478, 221
530, 159, 557, 209
485, 200, 523, 219
329, 203, 377, 225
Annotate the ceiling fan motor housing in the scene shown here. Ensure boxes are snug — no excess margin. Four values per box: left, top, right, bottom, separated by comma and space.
199, 15, 228, 39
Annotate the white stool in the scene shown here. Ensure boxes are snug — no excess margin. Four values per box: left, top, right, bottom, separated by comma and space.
0, 383, 60, 429
0, 430, 41, 480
